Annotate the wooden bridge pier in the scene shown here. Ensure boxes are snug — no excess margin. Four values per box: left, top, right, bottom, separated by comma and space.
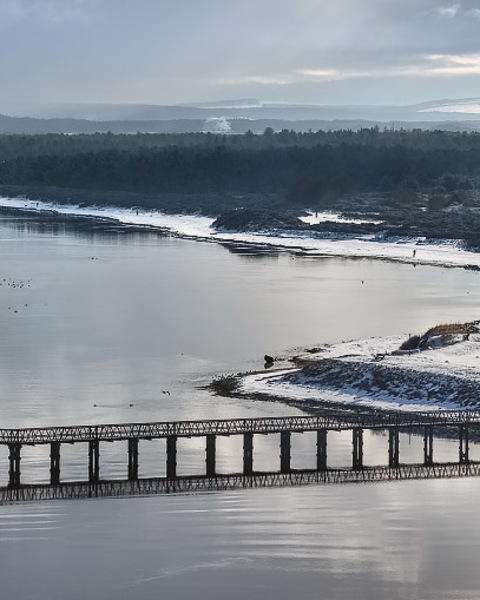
243, 432, 253, 476
352, 428, 364, 469
389, 428, 400, 468
280, 431, 291, 473
88, 440, 100, 484
166, 435, 177, 479
316, 430, 327, 471
206, 434, 216, 477
424, 426, 433, 466
460, 425, 469, 464
8, 443, 21, 489
128, 438, 139, 481
50, 442, 61, 485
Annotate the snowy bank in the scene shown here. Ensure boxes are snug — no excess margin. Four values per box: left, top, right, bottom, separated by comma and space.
1, 197, 480, 269
239, 328, 480, 413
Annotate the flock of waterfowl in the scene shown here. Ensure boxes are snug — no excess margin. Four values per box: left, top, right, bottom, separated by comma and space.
1, 277, 33, 314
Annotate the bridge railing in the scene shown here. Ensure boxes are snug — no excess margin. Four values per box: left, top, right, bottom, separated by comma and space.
1, 410, 480, 445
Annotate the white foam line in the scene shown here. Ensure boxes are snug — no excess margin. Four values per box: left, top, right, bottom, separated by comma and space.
1, 197, 480, 269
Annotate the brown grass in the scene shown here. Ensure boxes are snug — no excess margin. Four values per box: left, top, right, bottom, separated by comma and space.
424, 322, 477, 336
398, 321, 479, 352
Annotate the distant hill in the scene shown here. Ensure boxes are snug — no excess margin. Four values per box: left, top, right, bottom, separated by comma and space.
2, 97, 480, 134
0, 114, 208, 134
13, 97, 479, 122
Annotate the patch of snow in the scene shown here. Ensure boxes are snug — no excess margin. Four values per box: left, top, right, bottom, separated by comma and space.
420, 104, 480, 114
299, 210, 383, 226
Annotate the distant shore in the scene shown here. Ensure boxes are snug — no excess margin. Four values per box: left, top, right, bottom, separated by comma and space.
2, 196, 480, 271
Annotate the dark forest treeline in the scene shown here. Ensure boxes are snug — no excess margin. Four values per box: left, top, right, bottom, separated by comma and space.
0, 129, 479, 203
2, 127, 480, 158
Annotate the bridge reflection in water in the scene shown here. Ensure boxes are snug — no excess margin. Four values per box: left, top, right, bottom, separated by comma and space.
1, 411, 479, 502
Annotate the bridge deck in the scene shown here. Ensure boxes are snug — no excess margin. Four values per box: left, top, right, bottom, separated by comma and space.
1, 410, 480, 445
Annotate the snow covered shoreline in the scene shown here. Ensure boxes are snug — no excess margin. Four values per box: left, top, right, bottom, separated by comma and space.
2, 196, 480, 269
238, 330, 480, 413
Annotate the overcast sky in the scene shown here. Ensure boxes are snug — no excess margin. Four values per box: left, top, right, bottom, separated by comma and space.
1, 0, 480, 108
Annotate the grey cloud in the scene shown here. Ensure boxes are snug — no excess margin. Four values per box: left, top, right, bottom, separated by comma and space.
1, 0, 480, 108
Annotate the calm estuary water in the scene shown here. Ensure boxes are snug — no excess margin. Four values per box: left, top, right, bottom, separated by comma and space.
1, 211, 480, 599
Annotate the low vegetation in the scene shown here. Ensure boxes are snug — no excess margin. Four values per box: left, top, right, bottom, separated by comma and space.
398, 321, 479, 352
207, 374, 241, 397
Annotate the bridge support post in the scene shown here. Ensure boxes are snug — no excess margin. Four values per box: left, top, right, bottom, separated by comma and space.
128, 439, 139, 481
50, 441, 61, 485
352, 428, 363, 470
316, 429, 328, 471
88, 440, 100, 484
166, 435, 177, 479
206, 434, 216, 477
389, 428, 400, 468
460, 425, 469, 464
8, 443, 21, 488
423, 426, 433, 466
243, 432, 253, 475
280, 431, 291, 474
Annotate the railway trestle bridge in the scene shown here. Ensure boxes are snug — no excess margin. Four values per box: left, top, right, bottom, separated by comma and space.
2, 410, 480, 502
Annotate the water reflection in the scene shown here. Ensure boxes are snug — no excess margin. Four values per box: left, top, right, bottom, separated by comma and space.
1, 481, 480, 599
2, 212, 480, 598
